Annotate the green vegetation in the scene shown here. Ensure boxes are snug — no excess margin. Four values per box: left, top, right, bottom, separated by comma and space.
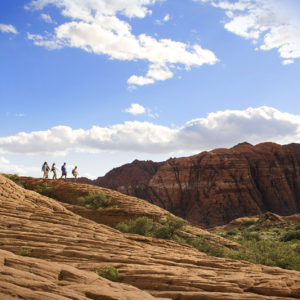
95, 266, 120, 281
212, 221, 300, 271
281, 230, 300, 242
18, 248, 32, 256
117, 215, 300, 271
116, 216, 187, 242
241, 220, 256, 227
35, 184, 54, 197
2, 174, 24, 187
77, 192, 116, 209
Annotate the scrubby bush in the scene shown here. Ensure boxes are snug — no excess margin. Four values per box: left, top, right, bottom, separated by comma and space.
77, 192, 115, 210
242, 231, 261, 241
226, 228, 240, 236
18, 248, 32, 256
242, 220, 256, 227
116, 216, 187, 242
190, 237, 226, 257
281, 230, 300, 242
242, 240, 300, 270
35, 184, 54, 197
154, 216, 187, 240
95, 266, 120, 281
116, 216, 154, 236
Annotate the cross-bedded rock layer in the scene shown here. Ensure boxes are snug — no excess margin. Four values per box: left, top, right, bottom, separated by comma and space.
1, 175, 300, 299
87, 143, 300, 227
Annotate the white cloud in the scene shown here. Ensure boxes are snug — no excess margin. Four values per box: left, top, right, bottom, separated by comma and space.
282, 59, 294, 65
26, 0, 218, 85
0, 156, 39, 175
163, 14, 170, 22
15, 113, 25, 117
125, 103, 146, 115
128, 64, 174, 86
196, 0, 300, 63
40, 13, 53, 23
0, 24, 18, 34
155, 13, 170, 25
0, 106, 299, 155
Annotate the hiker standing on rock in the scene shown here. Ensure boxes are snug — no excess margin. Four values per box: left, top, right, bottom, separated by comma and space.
51, 163, 58, 180
42, 162, 50, 179
72, 166, 78, 182
60, 162, 67, 179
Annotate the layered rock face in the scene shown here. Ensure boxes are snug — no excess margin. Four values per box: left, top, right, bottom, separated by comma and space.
94, 159, 164, 200
89, 143, 300, 227
1, 175, 300, 299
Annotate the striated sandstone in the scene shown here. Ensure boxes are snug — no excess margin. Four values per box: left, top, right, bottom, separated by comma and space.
0, 175, 300, 299
88, 143, 300, 227
0, 249, 163, 300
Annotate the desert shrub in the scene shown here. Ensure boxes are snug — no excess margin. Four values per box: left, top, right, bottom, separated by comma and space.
95, 266, 120, 281
116, 216, 187, 242
242, 231, 261, 241
35, 184, 54, 197
226, 228, 240, 236
116, 216, 154, 236
77, 192, 115, 210
242, 220, 256, 227
190, 237, 226, 257
2, 174, 24, 187
281, 230, 300, 242
18, 248, 32, 256
153, 216, 187, 240
293, 244, 300, 254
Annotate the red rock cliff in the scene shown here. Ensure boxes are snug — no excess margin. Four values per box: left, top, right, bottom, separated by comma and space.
91, 143, 300, 227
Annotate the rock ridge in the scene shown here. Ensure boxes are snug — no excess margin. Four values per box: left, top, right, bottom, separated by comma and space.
83, 142, 300, 227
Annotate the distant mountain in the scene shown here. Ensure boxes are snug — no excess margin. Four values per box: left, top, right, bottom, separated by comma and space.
80, 142, 300, 227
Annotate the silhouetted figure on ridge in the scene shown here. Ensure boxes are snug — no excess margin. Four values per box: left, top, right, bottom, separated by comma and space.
51, 163, 58, 180
72, 166, 78, 182
42, 162, 50, 179
60, 162, 67, 179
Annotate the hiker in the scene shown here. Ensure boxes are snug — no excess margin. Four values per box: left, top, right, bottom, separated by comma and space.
42, 162, 50, 179
72, 166, 78, 182
60, 162, 67, 179
51, 163, 58, 180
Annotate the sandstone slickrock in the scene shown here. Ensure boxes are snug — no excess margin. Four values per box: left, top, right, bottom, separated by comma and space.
19, 176, 239, 250
84, 143, 300, 227
1, 175, 300, 299
0, 249, 163, 300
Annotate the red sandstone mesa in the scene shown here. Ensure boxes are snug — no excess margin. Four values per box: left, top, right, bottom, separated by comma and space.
86, 142, 300, 227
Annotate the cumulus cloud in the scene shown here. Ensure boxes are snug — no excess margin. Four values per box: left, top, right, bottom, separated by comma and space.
0, 157, 38, 175
25, 0, 218, 85
155, 13, 170, 25
40, 13, 53, 23
196, 0, 300, 63
0, 24, 18, 34
0, 107, 299, 155
128, 64, 174, 85
125, 103, 146, 115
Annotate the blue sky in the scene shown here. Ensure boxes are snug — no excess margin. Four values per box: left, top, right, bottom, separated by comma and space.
0, 0, 300, 178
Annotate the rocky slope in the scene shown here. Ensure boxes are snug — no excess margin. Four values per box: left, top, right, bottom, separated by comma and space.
19, 176, 238, 250
85, 143, 300, 227
1, 175, 300, 299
